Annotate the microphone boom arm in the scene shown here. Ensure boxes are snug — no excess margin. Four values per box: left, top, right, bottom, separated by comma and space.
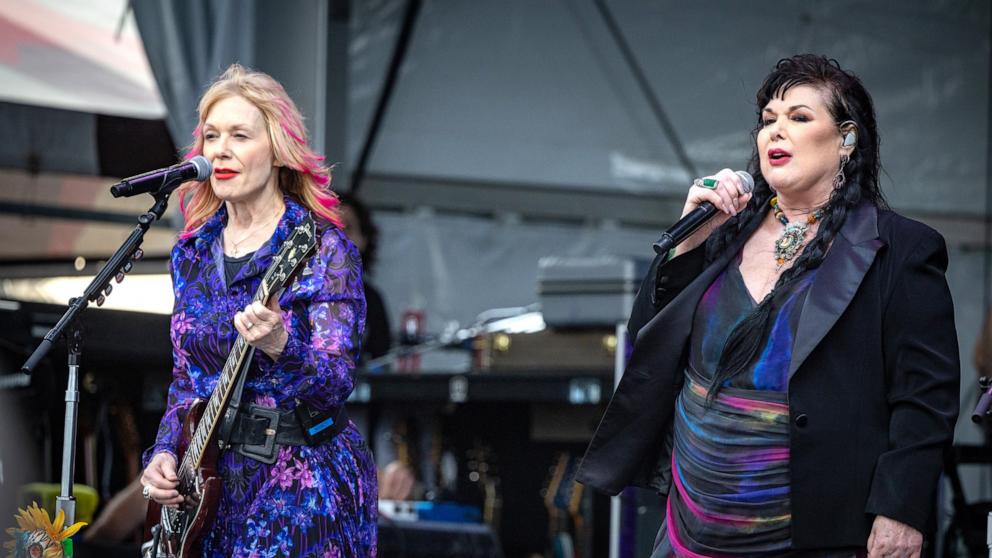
21, 192, 172, 374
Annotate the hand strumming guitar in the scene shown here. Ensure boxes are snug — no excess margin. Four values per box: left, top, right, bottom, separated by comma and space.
141, 453, 183, 506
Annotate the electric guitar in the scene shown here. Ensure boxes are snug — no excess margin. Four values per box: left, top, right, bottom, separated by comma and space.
142, 219, 317, 558
543, 452, 586, 558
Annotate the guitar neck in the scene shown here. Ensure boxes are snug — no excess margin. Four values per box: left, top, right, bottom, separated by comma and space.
179, 285, 271, 477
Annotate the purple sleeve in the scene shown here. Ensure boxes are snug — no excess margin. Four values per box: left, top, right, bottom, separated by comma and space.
142, 249, 197, 468
257, 227, 366, 412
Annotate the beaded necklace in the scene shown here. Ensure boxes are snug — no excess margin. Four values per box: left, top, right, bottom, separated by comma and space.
770, 196, 823, 269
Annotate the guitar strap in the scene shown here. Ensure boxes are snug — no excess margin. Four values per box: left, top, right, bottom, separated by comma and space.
216, 213, 316, 451
216, 346, 255, 450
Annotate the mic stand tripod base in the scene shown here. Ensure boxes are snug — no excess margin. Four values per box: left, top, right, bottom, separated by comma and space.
55, 497, 75, 528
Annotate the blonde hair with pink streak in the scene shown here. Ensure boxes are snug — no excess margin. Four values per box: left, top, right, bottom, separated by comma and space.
177, 64, 340, 237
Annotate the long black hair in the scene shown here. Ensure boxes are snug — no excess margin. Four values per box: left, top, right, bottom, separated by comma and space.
705, 54, 887, 401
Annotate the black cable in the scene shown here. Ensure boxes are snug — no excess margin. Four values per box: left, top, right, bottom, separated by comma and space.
592, 0, 698, 180
350, 0, 422, 194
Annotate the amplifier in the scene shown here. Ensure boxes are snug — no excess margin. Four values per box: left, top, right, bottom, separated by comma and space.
475, 329, 615, 373
537, 255, 650, 327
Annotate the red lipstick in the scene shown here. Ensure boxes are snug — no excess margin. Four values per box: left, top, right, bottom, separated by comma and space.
214, 168, 239, 180
767, 148, 792, 166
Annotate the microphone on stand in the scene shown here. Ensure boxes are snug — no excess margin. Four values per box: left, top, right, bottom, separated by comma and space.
652, 171, 755, 255
110, 156, 212, 198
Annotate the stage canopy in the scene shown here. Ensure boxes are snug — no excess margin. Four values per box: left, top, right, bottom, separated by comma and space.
0, 0, 988, 342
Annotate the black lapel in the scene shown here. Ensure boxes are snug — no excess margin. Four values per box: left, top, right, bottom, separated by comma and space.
788, 203, 885, 379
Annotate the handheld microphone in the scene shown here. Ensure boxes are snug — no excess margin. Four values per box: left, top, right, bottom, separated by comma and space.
110, 156, 212, 198
652, 171, 755, 255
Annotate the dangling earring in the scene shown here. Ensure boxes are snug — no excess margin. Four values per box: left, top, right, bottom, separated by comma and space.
833, 154, 849, 190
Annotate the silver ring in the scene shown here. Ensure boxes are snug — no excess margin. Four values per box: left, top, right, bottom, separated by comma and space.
246, 321, 254, 329
142, 484, 152, 500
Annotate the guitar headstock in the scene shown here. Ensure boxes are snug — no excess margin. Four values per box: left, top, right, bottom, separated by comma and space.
259, 218, 318, 300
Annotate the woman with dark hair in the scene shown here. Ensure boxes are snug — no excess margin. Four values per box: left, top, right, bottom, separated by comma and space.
577, 55, 959, 557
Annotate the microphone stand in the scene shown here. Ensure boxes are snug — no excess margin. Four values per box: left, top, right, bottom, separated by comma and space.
360, 306, 544, 371
20, 188, 177, 525
362, 329, 477, 371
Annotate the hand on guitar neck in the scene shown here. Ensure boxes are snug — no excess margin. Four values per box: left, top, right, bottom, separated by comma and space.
233, 298, 288, 360
141, 452, 183, 506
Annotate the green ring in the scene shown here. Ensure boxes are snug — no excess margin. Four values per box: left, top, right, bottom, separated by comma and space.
695, 177, 719, 189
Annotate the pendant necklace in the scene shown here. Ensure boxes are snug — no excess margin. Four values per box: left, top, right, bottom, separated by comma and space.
770, 196, 823, 269
227, 209, 282, 257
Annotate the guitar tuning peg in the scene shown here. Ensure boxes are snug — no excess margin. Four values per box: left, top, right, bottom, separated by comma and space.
124, 261, 133, 273
96, 295, 105, 306
115, 271, 125, 283
132, 249, 144, 261
104, 284, 113, 296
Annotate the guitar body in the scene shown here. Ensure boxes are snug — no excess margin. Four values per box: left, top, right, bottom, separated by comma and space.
143, 400, 222, 558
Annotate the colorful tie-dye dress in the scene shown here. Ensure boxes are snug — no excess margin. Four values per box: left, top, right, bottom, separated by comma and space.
143, 197, 377, 557
653, 255, 820, 557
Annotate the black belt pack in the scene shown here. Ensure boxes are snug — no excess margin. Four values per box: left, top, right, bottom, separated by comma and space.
228, 402, 348, 464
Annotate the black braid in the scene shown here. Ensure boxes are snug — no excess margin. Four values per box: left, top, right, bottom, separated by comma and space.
703, 54, 887, 402
707, 182, 858, 401
704, 183, 772, 267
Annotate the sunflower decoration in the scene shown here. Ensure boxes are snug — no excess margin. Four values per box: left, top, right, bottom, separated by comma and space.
4, 503, 86, 558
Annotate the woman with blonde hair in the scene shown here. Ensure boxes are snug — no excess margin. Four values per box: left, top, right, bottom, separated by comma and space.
140, 64, 377, 557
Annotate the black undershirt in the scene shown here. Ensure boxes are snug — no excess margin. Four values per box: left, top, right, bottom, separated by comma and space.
224, 251, 255, 285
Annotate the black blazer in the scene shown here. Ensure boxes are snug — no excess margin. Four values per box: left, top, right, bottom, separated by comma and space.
575, 203, 960, 547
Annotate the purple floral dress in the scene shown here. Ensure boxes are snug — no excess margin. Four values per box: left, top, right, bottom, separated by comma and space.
143, 197, 378, 557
